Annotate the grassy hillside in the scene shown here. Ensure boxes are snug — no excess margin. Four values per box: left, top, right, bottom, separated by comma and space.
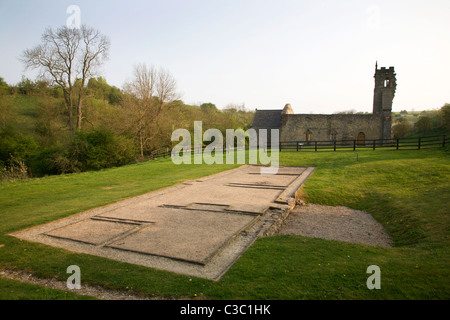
0, 148, 448, 300
392, 106, 449, 138
0, 86, 255, 179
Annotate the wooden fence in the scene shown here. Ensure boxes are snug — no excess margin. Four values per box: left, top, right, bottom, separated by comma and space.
150, 147, 172, 159
150, 145, 209, 159
280, 135, 448, 152
150, 135, 447, 159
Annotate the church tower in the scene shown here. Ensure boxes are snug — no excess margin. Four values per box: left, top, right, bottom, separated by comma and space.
373, 62, 396, 141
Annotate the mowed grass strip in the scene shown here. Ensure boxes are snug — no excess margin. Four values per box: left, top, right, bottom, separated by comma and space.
0, 149, 449, 299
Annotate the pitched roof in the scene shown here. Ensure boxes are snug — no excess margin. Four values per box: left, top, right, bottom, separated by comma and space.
251, 109, 282, 128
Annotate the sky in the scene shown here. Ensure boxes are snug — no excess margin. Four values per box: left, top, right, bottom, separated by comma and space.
0, 0, 449, 114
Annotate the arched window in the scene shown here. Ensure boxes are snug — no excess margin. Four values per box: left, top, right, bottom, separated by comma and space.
331, 131, 337, 141
357, 132, 365, 145
306, 130, 312, 143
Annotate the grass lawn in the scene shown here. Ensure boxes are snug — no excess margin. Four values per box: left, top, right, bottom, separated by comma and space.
0, 148, 449, 299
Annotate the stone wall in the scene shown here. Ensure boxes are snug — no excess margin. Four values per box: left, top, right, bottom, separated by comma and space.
280, 113, 384, 142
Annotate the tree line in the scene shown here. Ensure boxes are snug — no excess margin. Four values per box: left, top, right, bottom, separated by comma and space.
0, 25, 254, 180
392, 105, 450, 138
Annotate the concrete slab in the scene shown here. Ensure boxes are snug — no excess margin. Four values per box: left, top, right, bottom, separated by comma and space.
107, 208, 258, 265
10, 165, 315, 280
44, 219, 142, 246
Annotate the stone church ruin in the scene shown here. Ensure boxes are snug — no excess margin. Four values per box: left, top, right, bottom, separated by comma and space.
251, 63, 397, 145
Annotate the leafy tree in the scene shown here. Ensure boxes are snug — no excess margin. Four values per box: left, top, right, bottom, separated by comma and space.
200, 103, 218, 113
393, 119, 412, 138
17, 76, 35, 95
440, 103, 450, 131
0, 130, 39, 166
0, 77, 7, 87
415, 116, 433, 134
87, 77, 122, 104
395, 117, 408, 123
0, 93, 14, 129
108, 86, 123, 105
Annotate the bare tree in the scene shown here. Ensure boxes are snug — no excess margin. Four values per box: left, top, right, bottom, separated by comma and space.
124, 63, 178, 158
123, 63, 156, 158
155, 68, 177, 118
76, 25, 110, 130
21, 25, 110, 133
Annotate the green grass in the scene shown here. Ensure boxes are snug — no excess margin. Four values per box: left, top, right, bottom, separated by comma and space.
0, 277, 95, 300
0, 149, 449, 299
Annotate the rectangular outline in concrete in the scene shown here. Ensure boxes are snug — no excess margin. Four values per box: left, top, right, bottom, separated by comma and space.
43, 218, 149, 247
104, 210, 261, 266
159, 203, 264, 216
226, 183, 287, 190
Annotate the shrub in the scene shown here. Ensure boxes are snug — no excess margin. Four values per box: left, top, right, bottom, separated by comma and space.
393, 120, 412, 138
415, 116, 433, 134
30, 144, 81, 176
441, 103, 450, 131
0, 155, 30, 181
0, 129, 39, 166
70, 129, 137, 171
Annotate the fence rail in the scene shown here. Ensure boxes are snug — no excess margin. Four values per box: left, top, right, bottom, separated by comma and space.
150, 148, 172, 159
150, 135, 447, 159
150, 145, 209, 160
280, 135, 448, 152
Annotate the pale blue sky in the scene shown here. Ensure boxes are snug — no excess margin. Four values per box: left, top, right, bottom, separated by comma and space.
0, 0, 449, 113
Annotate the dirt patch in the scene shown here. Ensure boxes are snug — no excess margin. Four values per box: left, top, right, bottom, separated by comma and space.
277, 204, 392, 247
0, 268, 156, 300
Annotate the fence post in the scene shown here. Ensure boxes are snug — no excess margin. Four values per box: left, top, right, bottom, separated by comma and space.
296, 142, 299, 152
373, 140, 376, 150
333, 140, 336, 151
443, 135, 446, 148
418, 137, 421, 150
353, 140, 356, 151
315, 141, 318, 152
396, 139, 399, 150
